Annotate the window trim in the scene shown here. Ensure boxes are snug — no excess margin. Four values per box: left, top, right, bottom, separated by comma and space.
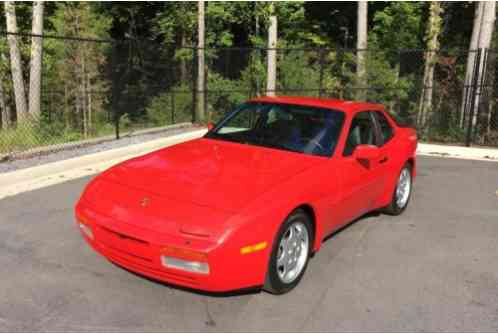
205, 102, 346, 158
372, 110, 395, 147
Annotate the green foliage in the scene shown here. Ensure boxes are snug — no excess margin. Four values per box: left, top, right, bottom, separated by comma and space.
276, 47, 321, 96
0, 2, 494, 154
0, 118, 84, 154
206, 72, 248, 122
370, 2, 424, 54
146, 83, 193, 126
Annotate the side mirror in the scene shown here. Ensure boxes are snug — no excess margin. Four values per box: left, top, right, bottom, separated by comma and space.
207, 122, 214, 130
354, 145, 380, 161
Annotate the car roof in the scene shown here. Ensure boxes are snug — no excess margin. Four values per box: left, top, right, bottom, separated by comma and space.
248, 95, 384, 113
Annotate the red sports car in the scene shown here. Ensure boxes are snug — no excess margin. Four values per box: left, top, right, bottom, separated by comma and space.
75, 96, 417, 294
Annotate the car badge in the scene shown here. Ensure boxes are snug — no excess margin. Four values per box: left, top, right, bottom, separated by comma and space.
140, 197, 150, 208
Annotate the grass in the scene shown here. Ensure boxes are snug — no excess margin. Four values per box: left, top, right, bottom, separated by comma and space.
0, 118, 180, 156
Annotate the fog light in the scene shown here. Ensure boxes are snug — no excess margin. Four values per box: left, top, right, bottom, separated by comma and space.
161, 255, 209, 275
79, 223, 94, 240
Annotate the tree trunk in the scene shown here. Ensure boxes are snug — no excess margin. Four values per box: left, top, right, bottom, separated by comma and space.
0, 80, 10, 130
356, 1, 368, 101
254, 12, 261, 96
196, 0, 205, 123
4, 1, 28, 122
28, 1, 44, 118
459, 2, 483, 128
417, 2, 443, 133
389, 62, 400, 112
266, 4, 277, 97
470, 1, 496, 133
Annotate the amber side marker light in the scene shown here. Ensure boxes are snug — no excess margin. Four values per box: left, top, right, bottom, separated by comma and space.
240, 241, 268, 255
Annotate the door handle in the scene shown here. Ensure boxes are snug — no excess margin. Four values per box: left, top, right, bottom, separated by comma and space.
379, 156, 389, 164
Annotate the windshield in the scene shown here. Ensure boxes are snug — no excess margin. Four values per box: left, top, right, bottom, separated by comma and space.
205, 102, 345, 157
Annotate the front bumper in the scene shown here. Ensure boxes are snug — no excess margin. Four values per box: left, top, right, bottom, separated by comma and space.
75, 200, 268, 292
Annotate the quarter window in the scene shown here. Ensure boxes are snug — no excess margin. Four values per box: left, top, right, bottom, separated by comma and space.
374, 111, 394, 145
343, 111, 377, 156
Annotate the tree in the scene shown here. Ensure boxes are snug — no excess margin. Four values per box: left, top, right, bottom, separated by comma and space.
152, 2, 196, 81
417, 2, 443, 132
266, 3, 277, 96
460, 2, 483, 128
28, 1, 44, 117
0, 70, 10, 130
48, 2, 111, 137
4, 1, 28, 122
369, 2, 423, 111
356, 1, 368, 100
469, 1, 496, 132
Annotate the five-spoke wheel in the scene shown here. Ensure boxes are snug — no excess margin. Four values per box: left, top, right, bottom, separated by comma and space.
383, 162, 413, 215
264, 209, 313, 294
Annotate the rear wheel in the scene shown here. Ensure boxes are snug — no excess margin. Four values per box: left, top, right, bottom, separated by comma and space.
383, 163, 412, 215
264, 209, 313, 294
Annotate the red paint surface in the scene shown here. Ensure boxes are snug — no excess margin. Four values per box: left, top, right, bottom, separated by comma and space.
75, 96, 417, 292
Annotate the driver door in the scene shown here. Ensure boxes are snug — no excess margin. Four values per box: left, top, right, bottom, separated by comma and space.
335, 111, 384, 225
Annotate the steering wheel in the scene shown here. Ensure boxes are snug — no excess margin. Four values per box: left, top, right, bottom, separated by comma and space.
302, 136, 325, 154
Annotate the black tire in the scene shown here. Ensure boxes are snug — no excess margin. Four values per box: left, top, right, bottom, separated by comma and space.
383, 162, 413, 216
263, 209, 313, 295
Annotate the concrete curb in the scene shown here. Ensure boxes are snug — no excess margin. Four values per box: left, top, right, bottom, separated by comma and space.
0, 128, 207, 200
0, 122, 193, 161
417, 143, 498, 162
1, 134, 496, 201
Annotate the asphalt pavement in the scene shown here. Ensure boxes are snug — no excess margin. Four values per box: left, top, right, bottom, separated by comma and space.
0, 156, 497, 332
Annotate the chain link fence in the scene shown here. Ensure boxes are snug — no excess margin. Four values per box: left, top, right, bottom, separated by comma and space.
0, 32, 497, 158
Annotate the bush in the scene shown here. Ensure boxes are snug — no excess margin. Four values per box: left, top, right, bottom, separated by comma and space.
206, 72, 248, 122
146, 83, 193, 126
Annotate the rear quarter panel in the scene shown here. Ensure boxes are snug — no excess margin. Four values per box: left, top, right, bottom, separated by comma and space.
376, 115, 418, 208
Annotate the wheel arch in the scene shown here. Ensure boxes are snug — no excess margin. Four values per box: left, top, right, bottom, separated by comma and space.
406, 157, 416, 178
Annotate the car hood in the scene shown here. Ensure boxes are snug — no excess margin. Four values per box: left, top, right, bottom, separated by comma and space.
83, 138, 324, 240
101, 138, 323, 212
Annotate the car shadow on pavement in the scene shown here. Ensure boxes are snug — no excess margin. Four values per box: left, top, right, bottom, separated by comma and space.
320, 210, 381, 245
110, 210, 382, 298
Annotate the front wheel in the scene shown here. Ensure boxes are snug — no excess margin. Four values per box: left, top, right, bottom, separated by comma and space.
264, 209, 313, 294
383, 163, 413, 215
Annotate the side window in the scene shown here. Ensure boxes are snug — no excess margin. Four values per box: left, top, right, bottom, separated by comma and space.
374, 111, 394, 145
343, 111, 377, 156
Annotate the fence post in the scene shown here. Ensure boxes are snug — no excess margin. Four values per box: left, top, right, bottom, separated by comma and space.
171, 91, 175, 124
196, 1, 205, 123
318, 49, 325, 98
114, 111, 120, 140
204, 58, 208, 123
191, 47, 197, 123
